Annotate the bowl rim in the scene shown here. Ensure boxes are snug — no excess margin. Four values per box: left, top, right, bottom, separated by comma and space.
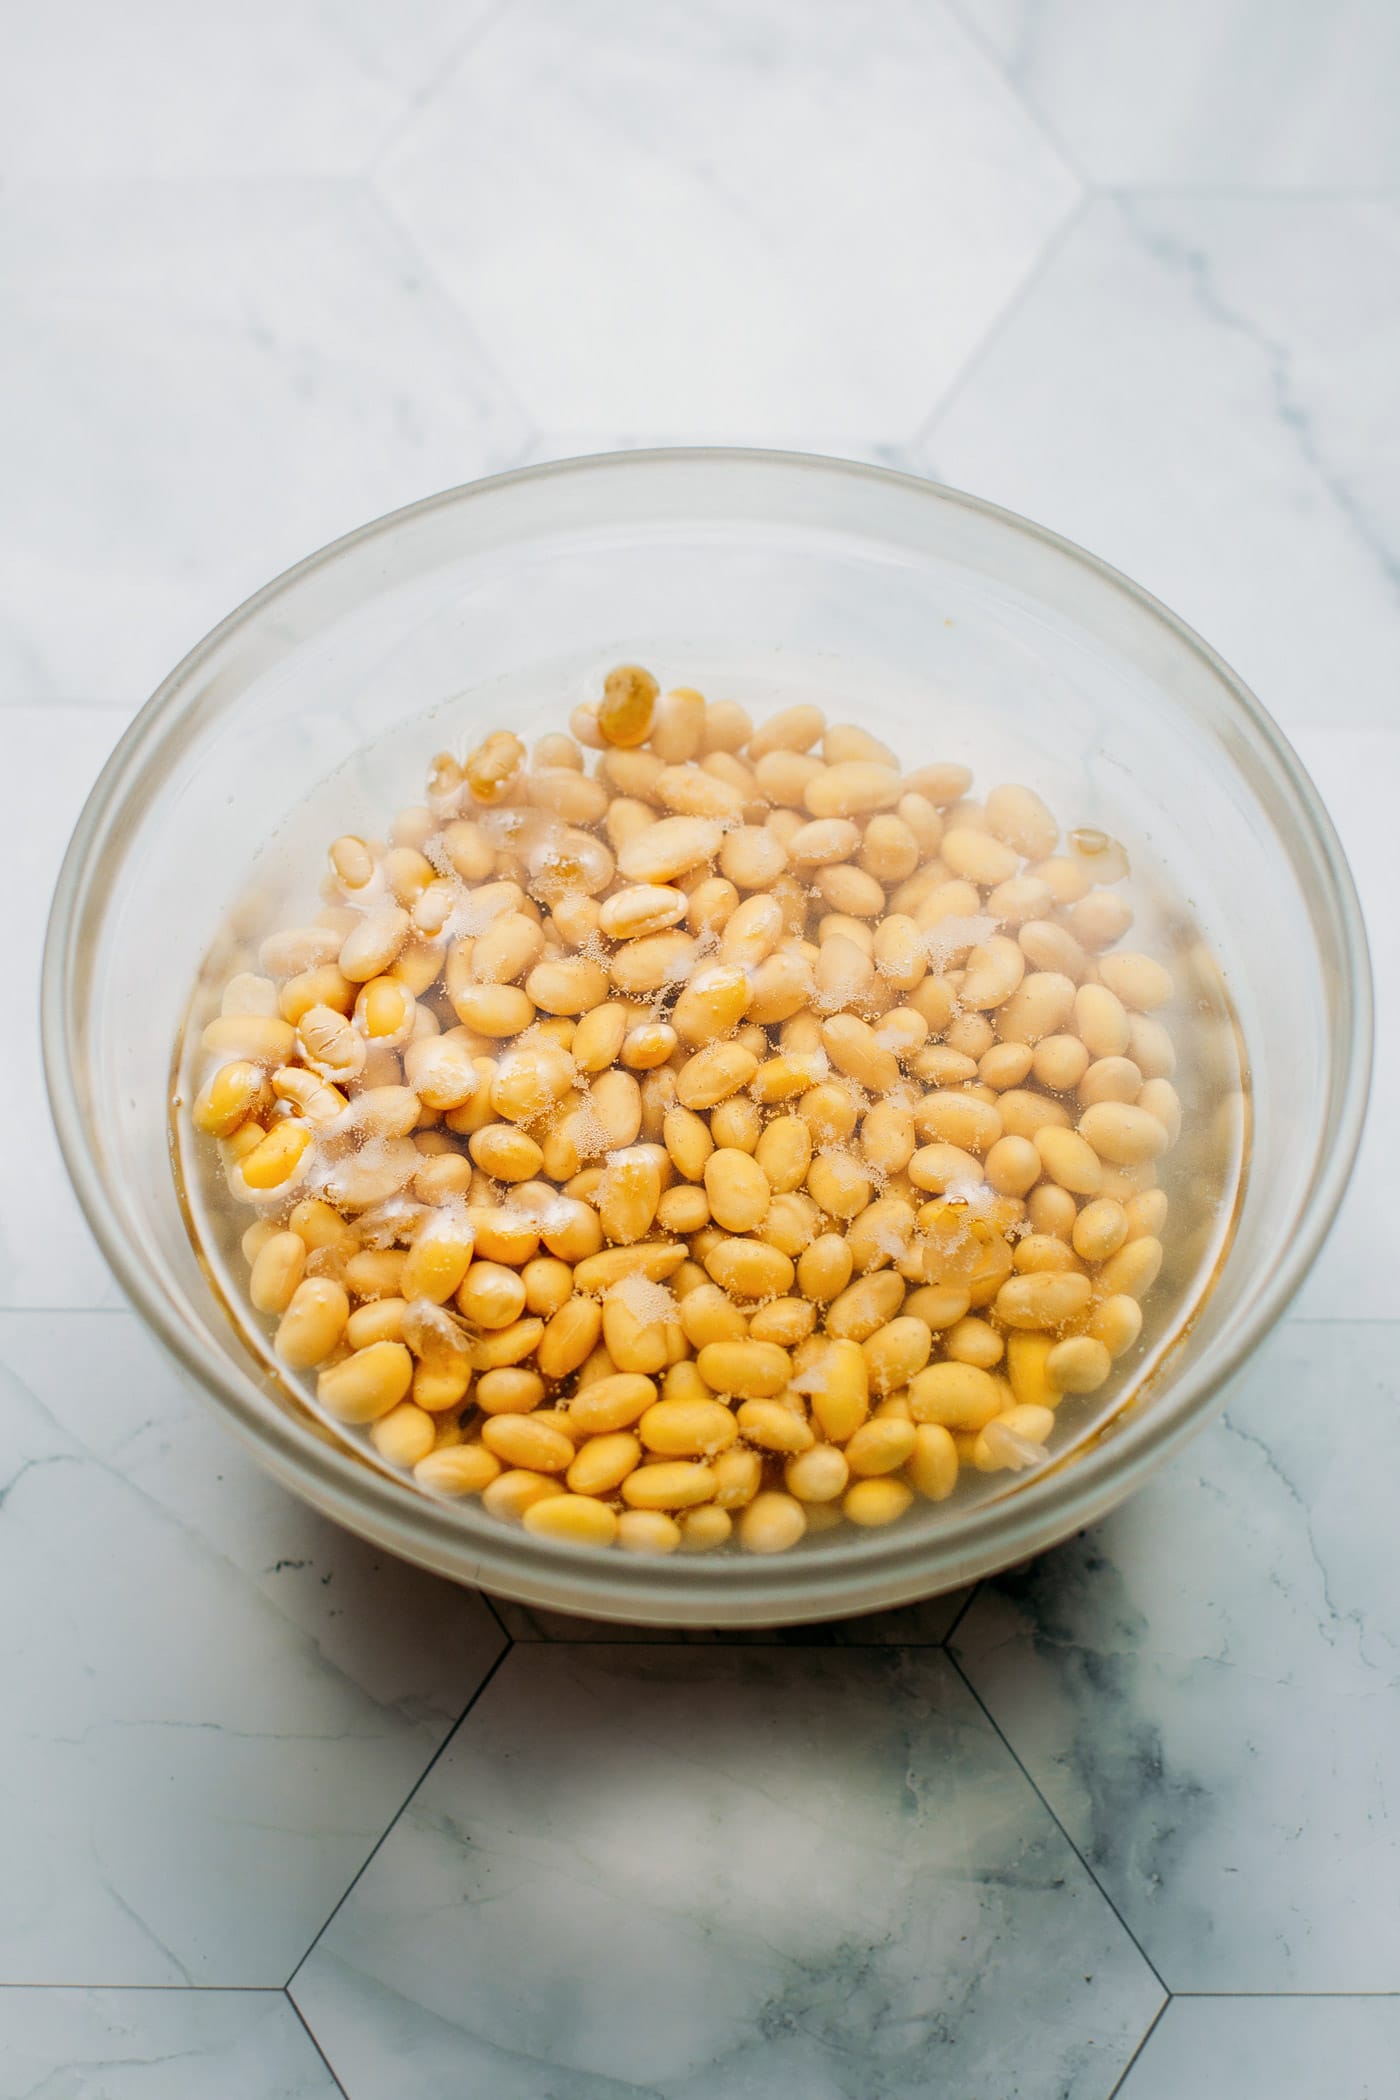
41, 445, 1374, 1621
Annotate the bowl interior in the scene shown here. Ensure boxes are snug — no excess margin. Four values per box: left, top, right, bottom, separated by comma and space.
45, 451, 1370, 1624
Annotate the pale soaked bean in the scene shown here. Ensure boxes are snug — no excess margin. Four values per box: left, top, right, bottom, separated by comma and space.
1079, 1101, 1168, 1166
944, 1316, 1004, 1370
696, 1337, 791, 1398
1035, 1125, 1104, 1196
788, 816, 861, 867
978, 1042, 1034, 1091
914, 1092, 1003, 1155
475, 1366, 547, 1416
802, 761, 901, 819
458, 1261, 527, 1329
415, 1444, 501, 1498
748, 1296, 816, 1347
997, 1089, 1073, 1139
1088, 1293, 1144, 1357
1137, 1078, 1182, 1146
622, 1462, 717, 1511
616, 815, 724, 884
825, 1269, 905, 1342
338, 907, 410, 984
1072, 1197, 1129, 1262
994, 1271, 1093, 1330
843, 1477, 913, 1527
845, 1417, 917, 1476
960, 935, 1026, 1011
862, 1315, 932, 1395
704, 1148, 771, 1234
522, 956, 606, 1016
738, 1490, 808, 1553
370, 1402, 436, 1469
1067, 888, 1134, 951
465, 913, 541, 988
1018, 920, 1089, 981
1074, 982, 1131, 1059
716, 824, 785, 889
482, 1469, 566, 1524
972, 1403, 1055, 1473
1098, 951, 1174, 1012
249, 1231, 306, 1315
985, 1134, 1040, 1197
860, 1100, 916, 1177
983, 783, 1056, 860
522, 1495, 620, 1547
940, 828, 1019, 886
318, 1340, 413, 1423
821, 1013, 899, 1094
796, 1233, 854, 1305
613, 1509, 680, 1553
858, 814, 919, 885
450, 982, 535, 1037
1124, 1187, 1170, 1239
995, 972, 1076, 1045
1127, 1013, 1177, 1080
813, 863, 886, 918
676, 1041, 759, 1109
908, 1361, 1002, 1431
1047, 1336, 1112, 1395
909, 1141, 985, 1194
1098, 1235, 1164, 1299
746, 703, 825, 759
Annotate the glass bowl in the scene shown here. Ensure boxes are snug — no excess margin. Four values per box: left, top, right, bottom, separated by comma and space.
42, 450, 1371, 1626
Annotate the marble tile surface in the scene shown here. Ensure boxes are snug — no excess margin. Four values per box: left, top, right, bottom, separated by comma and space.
0, 180, 529, 707
959, 0, 1400, 187
379, 0, 1080, 437
4, 706, 128, 1309
954, 1320, 1400, 1992
293, 1645, 1162, 2098
0, 1988, 337, 2099
0, 0, 496, 179
4, 2, 1399, 2088
1116, 1994, 1400, 2100
923, 194, 1400, 739
0, 1309, 503, 1985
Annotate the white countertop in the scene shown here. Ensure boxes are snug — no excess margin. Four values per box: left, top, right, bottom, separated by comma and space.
4, 4, 1399, 2094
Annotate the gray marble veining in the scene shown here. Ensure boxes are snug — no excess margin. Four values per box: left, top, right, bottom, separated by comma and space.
955, 1321, 1400, 1992
0, 1987, 337, 2099
294, 1645, 1162, 2098
3, 0, 1399, 2086
0, 1311, 502, 1984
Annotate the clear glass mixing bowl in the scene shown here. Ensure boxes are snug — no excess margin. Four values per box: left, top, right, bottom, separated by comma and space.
42, 450, 1371, 1626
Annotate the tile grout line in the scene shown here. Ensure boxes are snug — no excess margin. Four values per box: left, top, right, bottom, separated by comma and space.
284, 1643, 512, 1992
943, 1647, 1173, 2001
939, 1581, 983, 1648
357, 178, 540, 448
1106, 1996, 1169, 2099
0, 1982, 279, 1993
909, 189, 1092, 455
363, 0, 516, 175
285, 1986, 352, 2098
941, 0, 1093, 189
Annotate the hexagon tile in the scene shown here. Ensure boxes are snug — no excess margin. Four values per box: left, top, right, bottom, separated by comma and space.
376, 0, 1080, 441
0, 178, 531, 708
954, 1321, 1400, 1994
0, 1311, 504, 1985
952, 0, 1400, 187
0, 1989, 338, 2099
920, 192, 1400, 743
291, 1645, 1162, 2098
